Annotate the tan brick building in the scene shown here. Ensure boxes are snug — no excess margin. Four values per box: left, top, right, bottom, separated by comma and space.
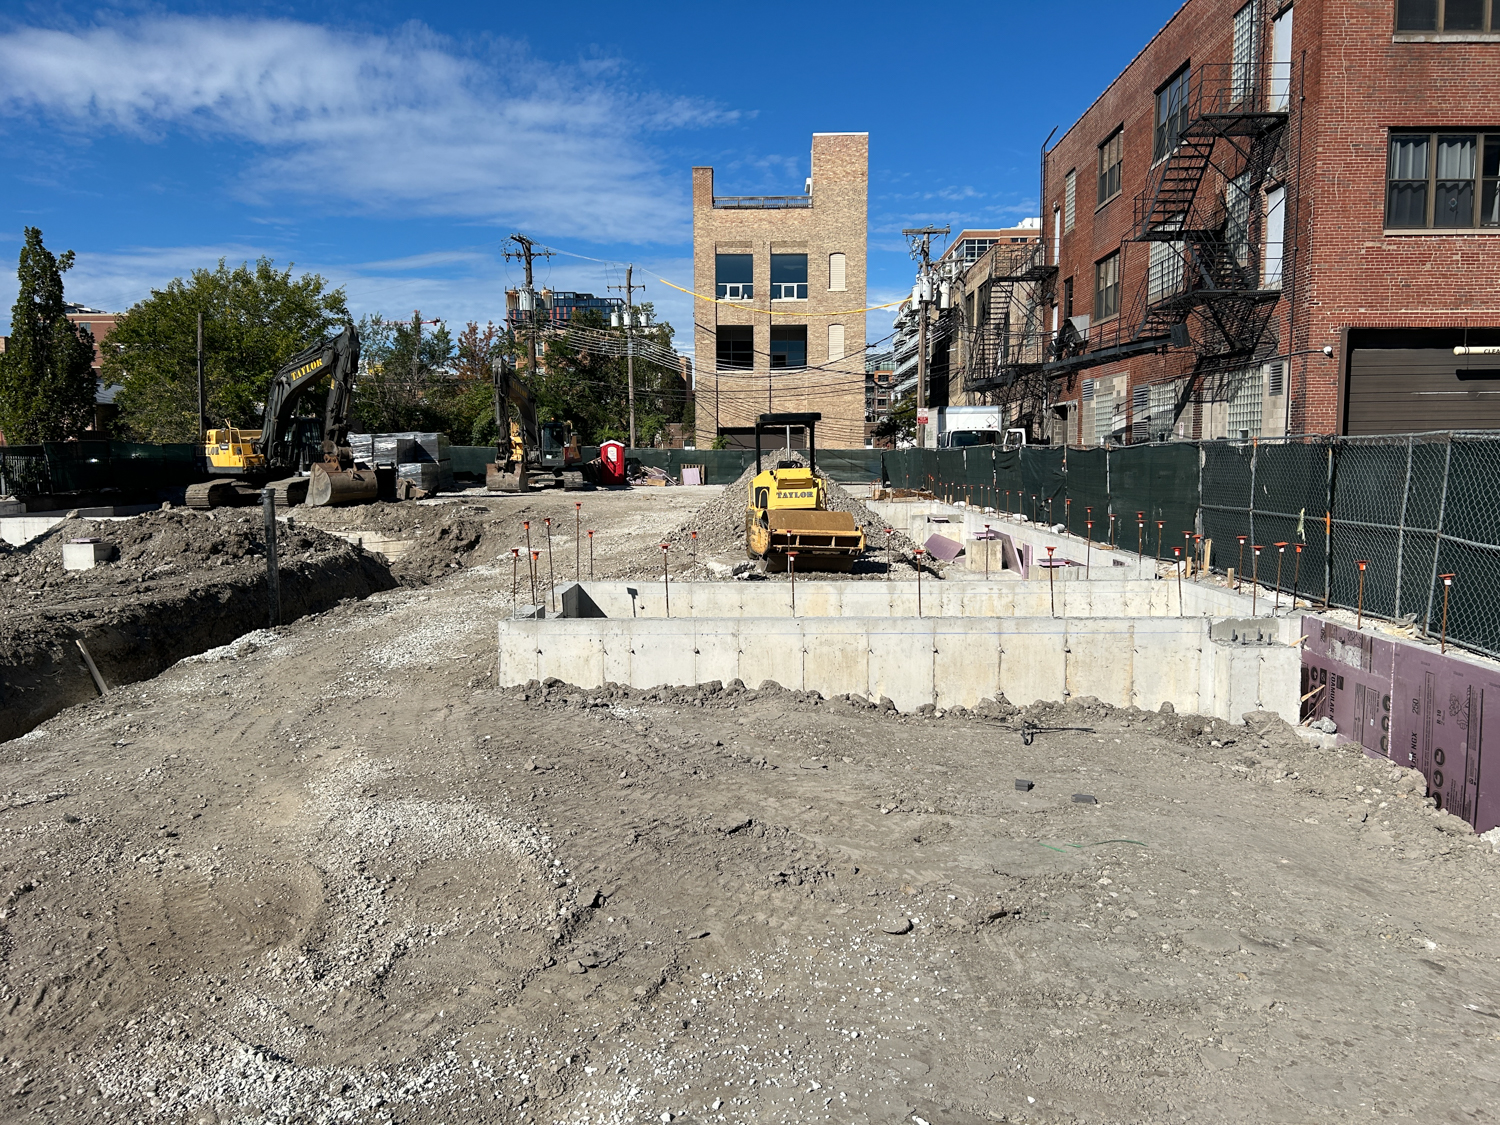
693, 133, 868, 449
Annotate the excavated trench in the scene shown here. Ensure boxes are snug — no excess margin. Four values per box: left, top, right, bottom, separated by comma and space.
0, 513, 396, 742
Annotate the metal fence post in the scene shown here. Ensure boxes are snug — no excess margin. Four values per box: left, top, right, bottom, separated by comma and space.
1393, 435, 1414, 619
1248, 440, 1258, 559
1422, 437, 1454, 636
1324, 443, 1334, 606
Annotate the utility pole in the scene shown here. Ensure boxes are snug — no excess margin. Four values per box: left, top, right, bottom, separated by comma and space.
196, 312, 206, 437
411, 309, 422, 388
609, 266, 645, 449
903, 225, 948, 449
504, 234, 554, 383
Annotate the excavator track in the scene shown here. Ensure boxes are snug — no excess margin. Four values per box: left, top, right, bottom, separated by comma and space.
186, 479, 259, 510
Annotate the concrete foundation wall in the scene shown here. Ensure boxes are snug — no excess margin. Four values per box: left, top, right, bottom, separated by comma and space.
562, 580, 1253, 621
499, 611, 1301, 722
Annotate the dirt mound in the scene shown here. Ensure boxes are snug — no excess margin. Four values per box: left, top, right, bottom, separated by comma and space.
663, 453, 925, 577
0, 507, 396, 742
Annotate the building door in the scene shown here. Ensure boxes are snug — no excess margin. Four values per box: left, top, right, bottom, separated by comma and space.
1271, 7, 1293, 111
1346, 329, 1500, 434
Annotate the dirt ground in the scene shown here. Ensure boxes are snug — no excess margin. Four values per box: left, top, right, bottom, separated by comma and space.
2, 486, 1499, 1125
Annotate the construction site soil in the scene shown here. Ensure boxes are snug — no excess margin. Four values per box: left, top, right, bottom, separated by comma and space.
2, 486, 1499, 1125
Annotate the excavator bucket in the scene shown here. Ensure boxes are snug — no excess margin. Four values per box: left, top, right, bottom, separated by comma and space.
307, 462, 379, 507
486, 463, 529, 492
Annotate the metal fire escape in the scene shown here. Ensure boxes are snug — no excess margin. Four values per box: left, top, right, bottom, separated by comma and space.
960, 241, 1056, 432
1045, 57, 1291, 408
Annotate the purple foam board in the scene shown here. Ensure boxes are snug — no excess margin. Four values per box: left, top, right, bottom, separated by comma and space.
924, 533, 964, 562
1301, 616, 1500, 833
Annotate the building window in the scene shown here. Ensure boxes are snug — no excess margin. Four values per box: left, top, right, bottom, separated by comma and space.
1147, 219, 1185, 303
1227, 367, 1265, 437
1387, 132, 1500, 228
716, 325, 753, 369
770, 326, 807, 368
1231, 1, 1262, 103
1098, 128, 1123, 204
1063, 276, 1075, 320
829, 252, 847, 291
1095, 252, 1121, 320
1263, 185, 1286, 287
1064, 169, 1077, 233
1154, 66, 1192, 162
716, 254, 753, 300
954, 238, 997, 262
770, 254, 808, 300
827, 323, 846, 363
1225, 171, 1255, 268
1397, 0, 1495, 31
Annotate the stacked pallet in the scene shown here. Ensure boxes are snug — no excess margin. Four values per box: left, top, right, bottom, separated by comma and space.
348, 432, 455, 492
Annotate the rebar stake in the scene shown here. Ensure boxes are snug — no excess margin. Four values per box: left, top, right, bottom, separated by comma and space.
1236, 535, 1247, 590
914, 548, 925, 617
575, 502, 582, 578
885, 527, 894, 581
1439, 573, 1455, 652
1046, 545, 1056, 617
511, 547, 520, 601
984, 524, 991, 580
1136, 512, 1145, 558
1156, 520, 1165, 562
1273, 543, 1288, 615
1085, 520, 1093, 579
661, 543, 671, 617
788, 551, 797, 615
691, 530, 698, 566
545, 518, 556, 611
1252, 545, 1263, 617
1356, 559, 1368, 629
1065, 497, 1071, 535
1109, 513, 1117, 548
588, 530, 595, 579
530, 551, 540, 607
1174, 548, 1184, 617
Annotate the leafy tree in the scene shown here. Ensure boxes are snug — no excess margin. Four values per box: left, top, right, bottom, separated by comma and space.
105, 259, 350, 442
874, 391, 916, 446
0, 227, 98, 443
352, 312, 458, 434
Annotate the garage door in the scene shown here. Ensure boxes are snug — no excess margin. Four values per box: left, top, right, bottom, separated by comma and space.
1346, 348, 1500, 435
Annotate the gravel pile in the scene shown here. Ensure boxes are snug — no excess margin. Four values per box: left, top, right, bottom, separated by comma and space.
662, 453, 927, 578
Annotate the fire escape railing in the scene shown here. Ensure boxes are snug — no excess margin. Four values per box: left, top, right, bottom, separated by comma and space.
1045, 60, 1291, 392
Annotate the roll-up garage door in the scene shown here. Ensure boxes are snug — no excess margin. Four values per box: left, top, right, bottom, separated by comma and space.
1346, 347, 1500, 435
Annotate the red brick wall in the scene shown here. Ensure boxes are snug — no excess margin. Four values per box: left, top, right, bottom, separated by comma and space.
1043, 0, 1500, 438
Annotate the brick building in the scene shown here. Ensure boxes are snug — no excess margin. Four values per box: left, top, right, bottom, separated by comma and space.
1022, 0, 1500, 443
693, 133, 868, 449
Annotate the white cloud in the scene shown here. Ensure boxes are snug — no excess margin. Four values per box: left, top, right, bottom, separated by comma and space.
0, 16, 731, 243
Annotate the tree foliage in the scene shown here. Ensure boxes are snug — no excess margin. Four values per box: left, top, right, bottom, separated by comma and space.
514, 306, 687, 447
874, 391, 916, 446
105, 259, 350, 442
0, 227, 98, 443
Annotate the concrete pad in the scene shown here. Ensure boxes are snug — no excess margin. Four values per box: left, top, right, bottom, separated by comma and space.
62, 540, 114, 570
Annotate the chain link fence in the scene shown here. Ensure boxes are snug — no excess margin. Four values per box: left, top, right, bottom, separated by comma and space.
884, 432, 1500, 659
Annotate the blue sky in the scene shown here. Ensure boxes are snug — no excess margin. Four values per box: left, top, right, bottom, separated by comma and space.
0, 0, 1184, 350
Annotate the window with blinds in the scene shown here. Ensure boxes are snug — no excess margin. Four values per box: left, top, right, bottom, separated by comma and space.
827, 323, 845, 363
1064, 170, 1077, 233
828, 252, 847, 292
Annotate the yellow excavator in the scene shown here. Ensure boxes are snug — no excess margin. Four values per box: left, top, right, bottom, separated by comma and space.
188, 326, 377, 509
745, 412, 864, 572
485, 358, 585, 492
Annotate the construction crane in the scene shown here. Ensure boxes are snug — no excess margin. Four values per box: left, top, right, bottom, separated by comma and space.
484, 357, 585, 492
745, 412, 864, 572
187, 326, 377, 509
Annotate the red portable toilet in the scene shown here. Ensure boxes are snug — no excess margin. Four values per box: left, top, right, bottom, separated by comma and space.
599, 440, 626, 486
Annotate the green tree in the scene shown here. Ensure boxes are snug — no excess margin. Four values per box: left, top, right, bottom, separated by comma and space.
0, 227, 98, 443
875, 391, 916, 446
105, 259, 350, 442
352, 312, 458, 434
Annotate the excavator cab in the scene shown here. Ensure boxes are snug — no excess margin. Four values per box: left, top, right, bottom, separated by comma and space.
744, 412, 864, 572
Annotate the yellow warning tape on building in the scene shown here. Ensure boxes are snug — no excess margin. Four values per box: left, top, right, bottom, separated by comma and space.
655, 276, 908, 318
